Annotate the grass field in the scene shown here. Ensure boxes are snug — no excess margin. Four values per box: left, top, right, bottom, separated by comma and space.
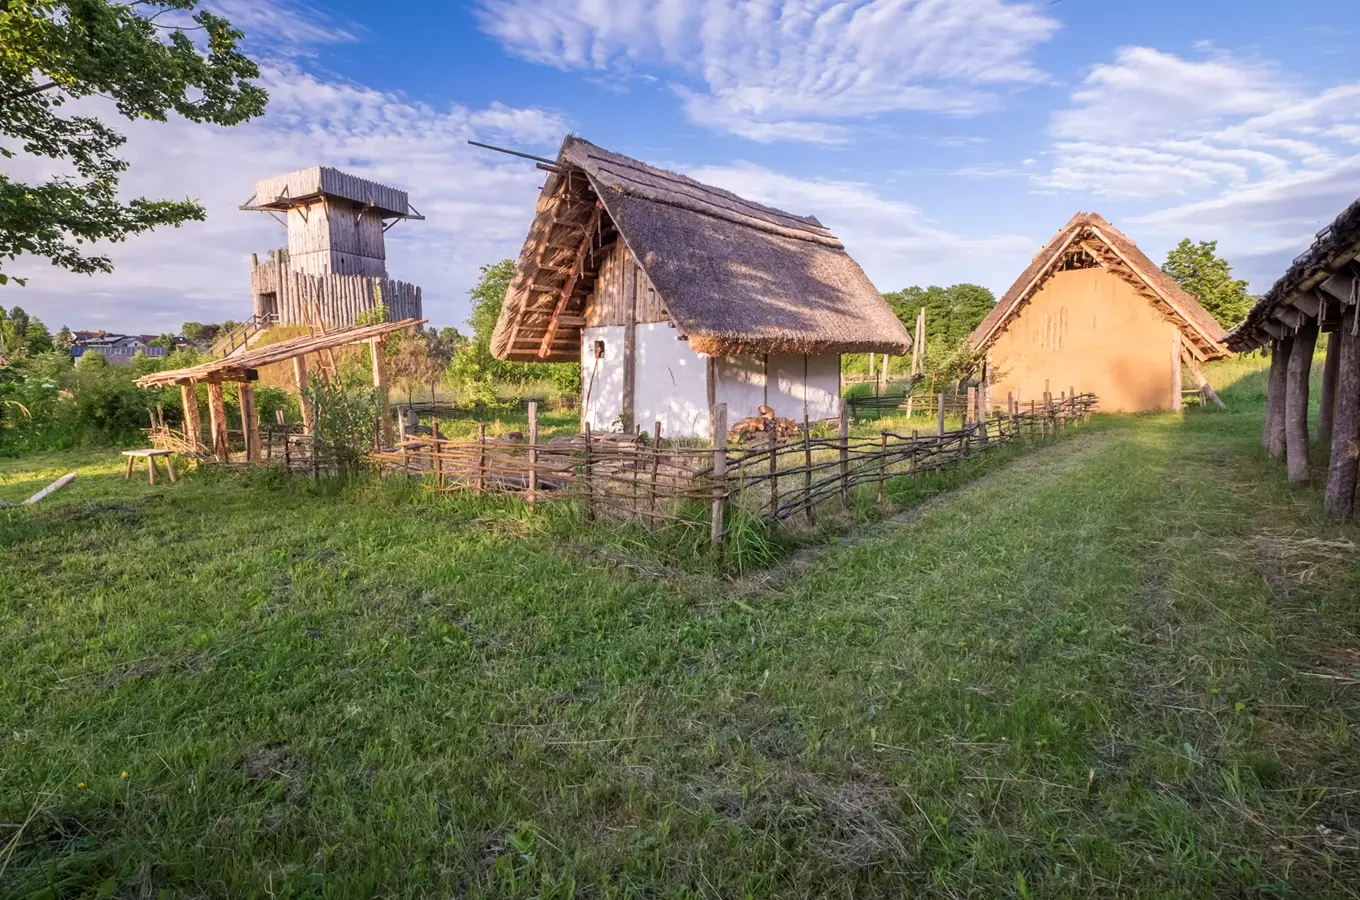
2, 357, 1358, 898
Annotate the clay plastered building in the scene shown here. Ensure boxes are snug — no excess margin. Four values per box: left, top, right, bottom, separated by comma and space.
971, 214, 1229, 413
490, 137, 912, 439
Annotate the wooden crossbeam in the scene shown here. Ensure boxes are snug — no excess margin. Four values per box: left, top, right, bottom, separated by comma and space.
539, 203, 603, 358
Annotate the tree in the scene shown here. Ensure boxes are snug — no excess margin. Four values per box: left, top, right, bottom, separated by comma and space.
1162, 239, 1252, 328
53, 324, 74, 352
1, 1, 268, 285
883, 283, 996, 350
0, 305, 51, 355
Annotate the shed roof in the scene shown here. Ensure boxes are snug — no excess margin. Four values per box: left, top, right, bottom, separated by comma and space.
136, 319, 425, 387
241, 167, 421, 220
491, 136, 912, 361
1224, 197, 1360, 352
971, 213, 1229, 361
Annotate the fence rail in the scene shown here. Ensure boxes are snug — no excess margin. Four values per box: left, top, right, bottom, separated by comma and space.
371, 393, 1098, 541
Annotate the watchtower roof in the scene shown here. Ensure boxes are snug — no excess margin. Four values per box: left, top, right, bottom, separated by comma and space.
240, 166, 422, 220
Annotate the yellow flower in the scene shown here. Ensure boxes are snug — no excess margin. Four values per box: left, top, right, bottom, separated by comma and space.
77, 782, 86, 789
120, 771, 128, 779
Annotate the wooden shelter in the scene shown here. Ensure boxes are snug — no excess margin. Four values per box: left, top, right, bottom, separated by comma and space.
241, 167, 423, 328
490, 136, 911, 439
970, 213, 1229, 413
136, 318, 424, 462
1224, 197, 1360, 519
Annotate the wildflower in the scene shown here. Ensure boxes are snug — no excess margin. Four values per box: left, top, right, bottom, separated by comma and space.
120, 771, 128, 779
77, 782, 86, 789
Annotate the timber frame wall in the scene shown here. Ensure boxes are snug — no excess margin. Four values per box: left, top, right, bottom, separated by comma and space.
1226, 197, 1360, 520
251, 249, 421, 328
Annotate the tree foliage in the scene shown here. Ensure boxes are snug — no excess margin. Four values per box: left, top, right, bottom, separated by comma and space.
849, 283, 995, 384
1161, 239, 1252, 328
0, 305, 52, 356
0, 0, 268, 284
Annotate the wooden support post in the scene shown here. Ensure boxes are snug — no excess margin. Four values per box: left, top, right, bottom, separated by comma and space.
207, 382, 229, 463
475, 423, 486, 494
1286, 319, 1319, 482
1266, 336, 1291, 458
936, 393, 945, 436
1324, 308, 1360, 520
582, 423, 594, 521
180, 383, 202, 452
527, 401, 539, 509
711, 403, 728, 545
1171, 329, 1183, 411
239, 383, 260, 462
293, 355, 313, 435
838, 404, 850, 504
802, 415, 814, 524
370, 337, 389, 448
768, 424, 779, 518
621, 258, 637, 434
650, 420, 662, 523
1181, 350, 1225, 410
1319, 330, 1341, 446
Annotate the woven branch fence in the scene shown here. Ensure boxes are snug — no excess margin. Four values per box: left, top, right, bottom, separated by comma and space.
371, 393, 1098, 542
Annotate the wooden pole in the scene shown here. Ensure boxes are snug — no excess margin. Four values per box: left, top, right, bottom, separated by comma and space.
370, 337, 389, 447
239, 383, 261, 462
1266, 336, 1291, 459
710, 403, 728, 545
1170, 329, 1183, 411
768, 424, 779, 518
527, 401, 539, 509
1182, 350, 1225, 410
474, 423, 486, 494
180, 383, 201, 452
207, 382, 229, 463
1286, 319, 1319, 482
1324, 308, 1360, 519
309, 401, 320, 480
966, 386, 977, 427
802, 414, 814, 524
936, 393, 945, 436
582, 423, 594, 522
1318, 330, 1341, 445
650, 420, 662, 523
293, 355, 312, 434
838, 403, 849, 504
877, 431, 887, 504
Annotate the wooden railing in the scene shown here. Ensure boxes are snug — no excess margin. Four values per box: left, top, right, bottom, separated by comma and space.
211, 312, 278, 358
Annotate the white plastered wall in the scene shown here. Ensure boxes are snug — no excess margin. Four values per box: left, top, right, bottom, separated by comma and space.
765, 353, 841, 422
580, 324, 626, 432
634, 323, 709, 438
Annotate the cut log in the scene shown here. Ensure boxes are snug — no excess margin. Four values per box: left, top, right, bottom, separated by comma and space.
23, 472, 77, 505
1324, 308, 1360, 519
1266, 336, 1291, 459
1181, 349, 1225, 410
1285, 319, 1319, 482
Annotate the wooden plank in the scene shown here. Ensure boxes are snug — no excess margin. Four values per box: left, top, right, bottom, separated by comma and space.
1286, 319, 1319, 482
22, 472, 76, 505
180, 383, 202, 451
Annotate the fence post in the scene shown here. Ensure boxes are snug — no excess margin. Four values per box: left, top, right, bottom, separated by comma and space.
650, 420, 662, 525
528, 401, 539, 510
768, 424, 779, 518
910, 430, 919, 476
802, 415, 814, 525
710, 403, 727, 545
582, 423, 595, 522
838, 404, 850, 505
936, 393, 945, 436
966, 386, 976, 427
309, 400, 320, 481
475, 423, 486, 494
877, 431, 887, 504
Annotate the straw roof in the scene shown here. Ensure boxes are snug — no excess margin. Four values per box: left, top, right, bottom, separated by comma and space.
136, 318, 425, 387
1224, 197, 1360, 352
491, 136, 912, 362
971, 213, 1229, 361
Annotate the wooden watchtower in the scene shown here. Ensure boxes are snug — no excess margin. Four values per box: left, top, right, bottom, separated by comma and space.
241, 167, 425, 328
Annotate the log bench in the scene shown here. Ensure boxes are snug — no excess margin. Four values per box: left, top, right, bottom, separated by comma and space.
122, 449, 176, 485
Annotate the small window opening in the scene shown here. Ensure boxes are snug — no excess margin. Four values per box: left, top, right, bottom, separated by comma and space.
593, 340, 605, 359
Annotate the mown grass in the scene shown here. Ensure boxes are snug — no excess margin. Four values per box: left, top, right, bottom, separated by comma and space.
2, 357, 1358, 898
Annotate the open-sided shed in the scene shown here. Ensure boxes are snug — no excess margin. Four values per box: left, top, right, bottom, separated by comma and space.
1224, 198, 1360, 519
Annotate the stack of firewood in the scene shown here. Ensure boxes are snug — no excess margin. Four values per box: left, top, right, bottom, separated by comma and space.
727, 406, 801, 444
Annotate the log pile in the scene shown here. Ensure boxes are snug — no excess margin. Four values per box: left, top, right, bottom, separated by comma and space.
727, 405, 801, 444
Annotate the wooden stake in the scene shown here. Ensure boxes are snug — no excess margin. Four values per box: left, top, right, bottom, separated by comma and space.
838, 403, 849, 504
650, 421, 663, 523
1324, 308, 1360, 519
207, 382, 229, 462
711, 403, 728, 544
309, 402, 320, 481
802, 415, 814, 524
1286, 319, 1319, 482
1266, 336, 1291, 458
877, 431, 887, 504
180, 383, 201, 452
768, 424, 779, 518
582, 423, 594, 522
527, 401, 539, 509
1319, 330, 1341, 445
936, 393, 945, 436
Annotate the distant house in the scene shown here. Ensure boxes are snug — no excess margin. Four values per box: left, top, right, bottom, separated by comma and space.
72, 333, 168, 365
491, 137, 912, 438
970, 213, 1229, 413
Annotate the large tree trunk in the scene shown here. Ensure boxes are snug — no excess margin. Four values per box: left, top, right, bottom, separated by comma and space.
1323, 309, 1359, 520
1318, 330, 1341, 446
1286, 319, 1319, 482
1266, 336, 1291, 459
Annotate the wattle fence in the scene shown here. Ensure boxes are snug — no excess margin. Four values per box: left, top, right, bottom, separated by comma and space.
370, 392, 1098, 542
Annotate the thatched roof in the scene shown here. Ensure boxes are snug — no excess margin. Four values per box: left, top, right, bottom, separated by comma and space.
136, 318, 425, 387
1224, 197, 1360, 352
971, 213, 1229, 361
491, 136, 912, 362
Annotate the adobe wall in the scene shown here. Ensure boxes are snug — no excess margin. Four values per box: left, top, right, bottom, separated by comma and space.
987, 267, 1179, 413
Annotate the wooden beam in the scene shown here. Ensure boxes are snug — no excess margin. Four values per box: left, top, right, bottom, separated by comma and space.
293, 354, 312, 435
1266, 337, 1291, 458
1272, 306, 1304, 329
239, 382, 261, 462
1290, 291, 1322, 317
621, 245, 637, 433
180, 383, 202, 451
1286, 318, 1319, 482
23, 472, 76, 505
1181, 348, 1225, 410
1324, 307, 1360, 519
1319, 330, 1341, 446
1260, 319, 1287, 340
538, 203, 602, 358
1319, 268, 1358, 305
207, 382, 229, 463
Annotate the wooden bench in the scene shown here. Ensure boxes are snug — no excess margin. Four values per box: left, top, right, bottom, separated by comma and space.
122, 449, 176, 485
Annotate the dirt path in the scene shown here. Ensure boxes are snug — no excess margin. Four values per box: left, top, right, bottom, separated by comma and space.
725, 427, 1116, 598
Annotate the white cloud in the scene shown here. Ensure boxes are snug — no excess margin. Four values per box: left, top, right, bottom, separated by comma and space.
7, 62, 568, 333
685, 162, 1034, 294
1034, 46, 1360, 289
475, 0, 1060, 143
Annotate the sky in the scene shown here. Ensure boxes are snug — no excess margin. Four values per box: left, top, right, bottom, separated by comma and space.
8, 0, 1360, 335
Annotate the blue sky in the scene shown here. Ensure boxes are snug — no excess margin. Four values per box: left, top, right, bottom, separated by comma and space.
11, 0, 1360, 334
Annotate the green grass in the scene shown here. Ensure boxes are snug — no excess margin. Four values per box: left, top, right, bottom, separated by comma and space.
2, 358, 1358, 898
